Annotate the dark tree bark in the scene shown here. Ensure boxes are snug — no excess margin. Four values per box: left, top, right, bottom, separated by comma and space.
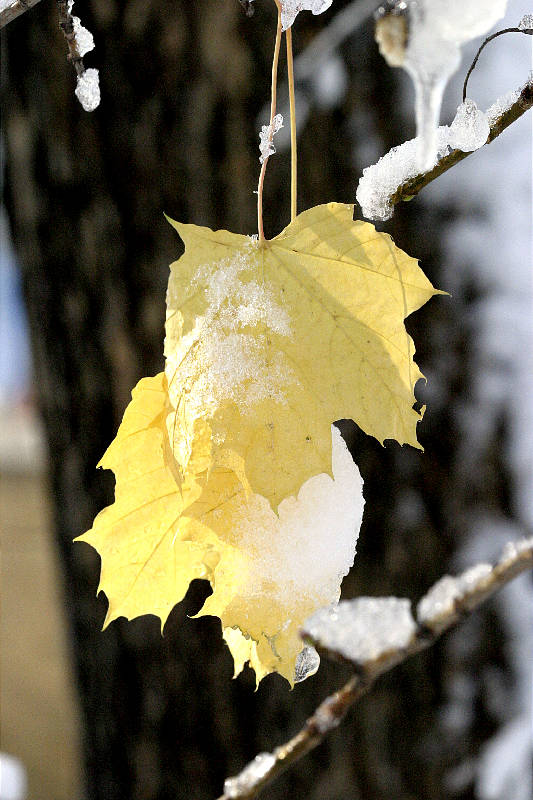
3, 2, 516, 799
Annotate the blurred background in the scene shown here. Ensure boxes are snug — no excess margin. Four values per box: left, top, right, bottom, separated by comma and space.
1, 1, 531, 799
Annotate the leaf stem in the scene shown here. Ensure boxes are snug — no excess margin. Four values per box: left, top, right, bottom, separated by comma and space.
286, 26, 297, 221
257, 2, 282, 244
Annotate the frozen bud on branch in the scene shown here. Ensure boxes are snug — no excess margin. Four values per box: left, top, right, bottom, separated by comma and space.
259, 113, 283, 163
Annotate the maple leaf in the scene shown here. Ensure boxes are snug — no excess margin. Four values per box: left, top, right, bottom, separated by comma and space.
165, 202, 440, 510
77, 372, 364, 685
75, 373, 221, 629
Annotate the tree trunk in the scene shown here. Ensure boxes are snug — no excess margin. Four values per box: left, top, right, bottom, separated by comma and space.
3, 2, 515, 798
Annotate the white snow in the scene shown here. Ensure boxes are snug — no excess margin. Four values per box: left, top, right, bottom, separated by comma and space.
417, 563, 493, 627
303, 596, 416, 665
356, 82, 523, 220
294, 645, 320, 682
74, 68, 100, 112
165, 247, 297, 465
67, 1, 95, 58
356, 125, 450, 220
224, 752, 276, 797
448, 99, 489, 151
399, 0, 508, 169
226, 426, 364, 608
280, 0, 333, 32
72, 17, 95, 58
259, 113, 283, 164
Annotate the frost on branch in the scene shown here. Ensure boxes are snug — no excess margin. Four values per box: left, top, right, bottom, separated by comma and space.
302, 597, 417, 667
376, 0, 508, 170
224, 754, 276, 798
280, 0, 332, 32
485, 88, 521, 126
259, 113, 283, 163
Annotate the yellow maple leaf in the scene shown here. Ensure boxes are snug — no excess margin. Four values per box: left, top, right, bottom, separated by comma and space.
76, 373, 220, 630
77, 372, 365, 685
165, 201, 440, 509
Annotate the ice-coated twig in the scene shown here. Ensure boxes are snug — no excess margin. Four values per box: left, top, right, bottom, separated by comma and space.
0, 0, 41, 29
386, 79, 533, 211
216, 535, 533, 800
57, 0, 100, 112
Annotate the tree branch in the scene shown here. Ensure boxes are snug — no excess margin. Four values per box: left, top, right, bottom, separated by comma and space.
56, 0, 84, 77
388, 79, 533, 208
217, 536, 533, 800
0, 0, 41, 29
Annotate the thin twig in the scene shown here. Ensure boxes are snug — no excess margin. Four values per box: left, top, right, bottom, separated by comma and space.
286, 25, 297, 221
56, 0, 84, 77
463, 27, 533, 102
389, 79, 533, 209
217, 536, 533, 800
257, 2, 282, 243
0, 0, 41, 29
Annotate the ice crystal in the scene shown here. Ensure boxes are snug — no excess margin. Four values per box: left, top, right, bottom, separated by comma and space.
280, 0, 333, 31
294, 646, 320, 683
259, 113, 283, 163
518, 14, 533, 31
448, 99, 489, 152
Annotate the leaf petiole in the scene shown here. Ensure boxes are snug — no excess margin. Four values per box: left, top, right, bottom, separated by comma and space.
257, 1, 283, 244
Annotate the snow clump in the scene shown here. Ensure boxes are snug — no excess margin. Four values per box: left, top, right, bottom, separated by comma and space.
75, 68, 100, 113
417, 563, 493, 627
356, 125, 450, 220
303, 596, 416, 665
448, 99, 489, 152
67, 1, 95, 58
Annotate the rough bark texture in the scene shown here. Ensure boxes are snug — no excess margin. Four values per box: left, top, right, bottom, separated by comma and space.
3, 1, 516, 799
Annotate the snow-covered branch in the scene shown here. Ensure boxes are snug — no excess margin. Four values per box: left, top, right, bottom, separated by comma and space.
358, 78, 533, 220
389, 78, 533, 209
0, 0, 41, 28
217, 535, 533, 800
